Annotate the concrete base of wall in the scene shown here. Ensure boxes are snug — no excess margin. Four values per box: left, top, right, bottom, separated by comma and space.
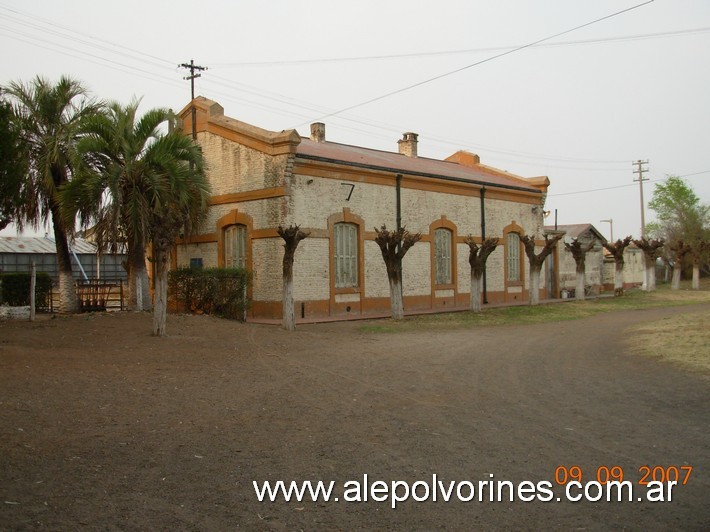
242, 287, 554, 323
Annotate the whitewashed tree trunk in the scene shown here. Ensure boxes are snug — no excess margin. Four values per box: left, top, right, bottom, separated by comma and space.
647, 264, 657, 292
57, 270, 77, 314
277, 225, 308, 331
128, 252, 152, 311
529, 265, 541, 306
389, 278, 404, 319
614, 262, 624, 294
152, 249, 169, 337
641, 256, 649, 292
575, 264, 585, 301
139, 266, 152, 310
470, 272, 482, 313
282, 276, 295, 331
671, 263, 681, 290
692, 264, 700, 290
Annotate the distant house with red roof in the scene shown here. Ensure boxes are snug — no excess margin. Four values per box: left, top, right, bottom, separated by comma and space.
174, 97, 556, 321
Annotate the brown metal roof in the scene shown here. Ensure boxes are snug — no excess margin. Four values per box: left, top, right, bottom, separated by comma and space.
296, 138, 543, 193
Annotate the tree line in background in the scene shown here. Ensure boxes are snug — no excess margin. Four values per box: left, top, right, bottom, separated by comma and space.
2, 77, 708, 333
591, 176, 710, 297
0, 76, 210, 336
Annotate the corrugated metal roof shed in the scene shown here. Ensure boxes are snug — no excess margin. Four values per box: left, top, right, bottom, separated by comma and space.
0, 236, 98, 254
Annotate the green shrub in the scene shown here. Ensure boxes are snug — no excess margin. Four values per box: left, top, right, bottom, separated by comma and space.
168, 267, 251, 320
0, 272, 52, 308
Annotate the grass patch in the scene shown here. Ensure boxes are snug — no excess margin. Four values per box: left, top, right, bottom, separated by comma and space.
626, 312, 710, 377
359, 280, 710, 333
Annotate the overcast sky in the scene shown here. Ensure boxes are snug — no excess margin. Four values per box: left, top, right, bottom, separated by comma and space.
1, 0, 708, 240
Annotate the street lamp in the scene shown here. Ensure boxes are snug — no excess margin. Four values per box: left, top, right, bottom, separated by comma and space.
600, 219, 614, 242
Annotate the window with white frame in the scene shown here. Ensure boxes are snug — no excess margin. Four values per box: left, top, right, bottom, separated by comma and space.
334, 222, 358, 288
224, 224, 247, 268
434, 228, 453, 285
507, 232, 521, 282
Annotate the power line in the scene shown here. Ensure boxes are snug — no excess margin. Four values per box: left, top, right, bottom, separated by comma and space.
0, 29, 184, 91
205, 73, 629, 166
0, 5, 173, 68
0, 0, 667, 171
547, 170, 710, 198
214, 26, 710, 68
293, 0, 655, 127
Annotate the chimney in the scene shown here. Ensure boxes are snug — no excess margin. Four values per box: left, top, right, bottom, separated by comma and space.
310, 122, 326, 143
398, 132, 418, 157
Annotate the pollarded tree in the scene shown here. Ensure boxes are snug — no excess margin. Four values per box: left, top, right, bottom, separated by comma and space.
277, 224, 309, 331
374, 225, 422, 320
463, 236, 499, 312
3, 76, 99, 312
521, 233, 563, 306
632, 237, 665, 292
564, 238, 594, 301
603, 236, 633, 296
669, 239, 692, 290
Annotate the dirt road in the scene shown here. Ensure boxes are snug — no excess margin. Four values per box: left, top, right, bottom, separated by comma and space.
1, 305, 708, 530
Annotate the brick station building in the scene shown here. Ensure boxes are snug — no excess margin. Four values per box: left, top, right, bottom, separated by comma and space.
174, 97, 556, 321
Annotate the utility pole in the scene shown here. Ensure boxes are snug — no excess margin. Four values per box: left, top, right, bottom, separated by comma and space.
632, 159, 649, 237
179, 59, 207, 139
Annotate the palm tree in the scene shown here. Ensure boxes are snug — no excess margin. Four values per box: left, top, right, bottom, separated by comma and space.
65, 99, 181, 311
3, 76, 99, 312
64, 100, 210, 335
148, 133, 210, 336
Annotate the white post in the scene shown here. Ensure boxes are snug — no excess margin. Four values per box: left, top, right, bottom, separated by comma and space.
30, 261, 36, 322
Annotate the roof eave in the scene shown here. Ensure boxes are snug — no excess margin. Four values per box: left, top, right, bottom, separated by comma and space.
295, 153, 542, 195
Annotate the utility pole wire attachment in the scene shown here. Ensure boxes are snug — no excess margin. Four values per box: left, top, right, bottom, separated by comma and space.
179, 59, 208, 140
179, 59, 208, 100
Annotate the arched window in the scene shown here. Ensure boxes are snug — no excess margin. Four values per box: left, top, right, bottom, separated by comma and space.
434, 228, 453, 285
224, 224, 247, 268
507, 232, 521, 282
334, 222, 358, 288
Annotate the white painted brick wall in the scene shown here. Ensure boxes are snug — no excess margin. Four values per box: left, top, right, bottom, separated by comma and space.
364, 240, 389, 298
402, 242, 431, 296
287, 174, 396, 229
485, 248, 506, 291
176, 243, 218, 268
199, 132, 287, 196
252, 238, 283, 301
292, 238, 330, 300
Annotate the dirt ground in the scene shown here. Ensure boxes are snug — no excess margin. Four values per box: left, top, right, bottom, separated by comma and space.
1, 305, 708, 531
